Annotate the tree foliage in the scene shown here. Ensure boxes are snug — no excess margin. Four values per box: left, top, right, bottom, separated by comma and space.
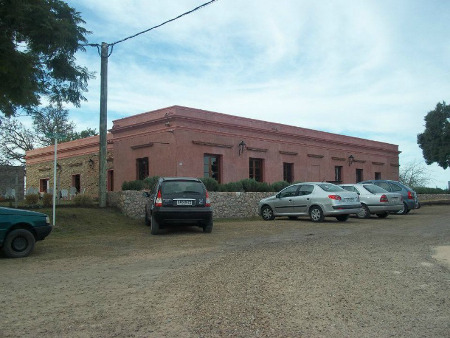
0, 0, 93, 117
0, 105, 98, 164
32, 104, 76, 146
0, 117, 35, 164
398, 160, 430, 188
417, 102, 450, 170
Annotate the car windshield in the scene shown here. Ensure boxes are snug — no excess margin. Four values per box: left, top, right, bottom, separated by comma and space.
317, 183, 344, 192
162, 181, 204, 195
363, 184, 388, 194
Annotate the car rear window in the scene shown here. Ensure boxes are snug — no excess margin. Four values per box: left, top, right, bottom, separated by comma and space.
161, 181, 204, 195
363, 184, 388, 194
318, 183, 344, 192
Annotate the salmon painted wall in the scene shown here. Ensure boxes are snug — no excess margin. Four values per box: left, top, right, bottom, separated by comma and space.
111, 106, 399, 190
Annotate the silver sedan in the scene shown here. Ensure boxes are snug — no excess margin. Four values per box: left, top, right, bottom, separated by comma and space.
340, 183, 403, 218
258, 182, 361, 222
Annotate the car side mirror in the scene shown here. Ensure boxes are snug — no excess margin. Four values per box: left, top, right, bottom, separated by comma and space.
276, 193, 281, 198
143, 191, 151, 198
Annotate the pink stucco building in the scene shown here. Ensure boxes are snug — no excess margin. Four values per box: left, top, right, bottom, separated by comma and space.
112, 106, 399, 188
26, 105, 400, 196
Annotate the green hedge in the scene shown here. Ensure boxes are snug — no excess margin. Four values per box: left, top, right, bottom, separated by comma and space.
414, 187, 450, 194
122, 176, 292, 193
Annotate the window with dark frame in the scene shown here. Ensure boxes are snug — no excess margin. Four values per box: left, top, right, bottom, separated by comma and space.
136, 157, 149, 180
204, 154, 221, 183
40, 178, 49, 193
335, 166, 343, 183
356, 169, 364, 183
283, 162, 294, 183
108, 169, 114, 191
72, 174, 81, 193
249, 158, 263, 182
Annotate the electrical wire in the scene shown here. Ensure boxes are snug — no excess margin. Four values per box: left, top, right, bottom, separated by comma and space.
84, 0, 217, 49
111, 0, 217, 46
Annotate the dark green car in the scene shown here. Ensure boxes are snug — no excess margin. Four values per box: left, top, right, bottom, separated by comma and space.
0, 207, 52, 258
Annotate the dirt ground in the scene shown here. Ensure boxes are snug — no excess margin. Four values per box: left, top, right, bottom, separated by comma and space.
1, 205, 449, 337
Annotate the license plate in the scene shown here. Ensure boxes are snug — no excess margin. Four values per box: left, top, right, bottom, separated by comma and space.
344, 198, 354, 202
177, 200, 193, 206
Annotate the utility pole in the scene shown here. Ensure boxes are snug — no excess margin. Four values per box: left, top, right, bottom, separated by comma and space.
99, 42, 108, 208
87, 2, 217, 207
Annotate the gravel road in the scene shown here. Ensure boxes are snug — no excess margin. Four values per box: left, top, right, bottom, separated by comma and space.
1, 205, 449, 337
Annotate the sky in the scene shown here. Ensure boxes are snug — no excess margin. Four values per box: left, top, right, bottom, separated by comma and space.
62, 0, 449, 188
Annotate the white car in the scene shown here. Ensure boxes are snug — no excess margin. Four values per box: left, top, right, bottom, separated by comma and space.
258, 182, 361, 222
340, 183, 403, 218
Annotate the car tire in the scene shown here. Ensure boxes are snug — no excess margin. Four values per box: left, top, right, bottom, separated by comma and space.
144, 210, 151, 226
356, 204, 370, 219
376, 212, 389, 218
309, 206, 324, 222
2, 229, 36, 258
336, 214, 349, 222
261, 206, 275, 221
203, 220, 213, 233
150, 214, 160, 235
396, 202, 409, 215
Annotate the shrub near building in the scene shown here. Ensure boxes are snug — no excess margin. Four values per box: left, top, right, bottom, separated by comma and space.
121, 176, 292, 193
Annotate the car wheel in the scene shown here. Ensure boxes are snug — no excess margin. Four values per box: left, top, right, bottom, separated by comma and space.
203, 220, 213, 233
336, 214, 349, 222
309, 206, 324, 222
150, 214, 160, 235
356, 204, 370, 219
2, 229, 36, 258
376, 212, 389, 218
261, 206, 275, 221
396, 202, 409, 215
144, 210, 150, 226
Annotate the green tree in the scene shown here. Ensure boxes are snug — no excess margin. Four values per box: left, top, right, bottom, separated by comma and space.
399, 160, 430, 188
0, 0, 93, 117
0, 118, 35, 164
68, 127, 98, 141
0, 106, 98, 164
32, 104, 76, 146
417, 102, 450, 169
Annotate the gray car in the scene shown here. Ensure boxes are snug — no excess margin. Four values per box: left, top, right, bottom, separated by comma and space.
340, 183, 403, 218
359, 180, 420, 214
258, 182, 361, 222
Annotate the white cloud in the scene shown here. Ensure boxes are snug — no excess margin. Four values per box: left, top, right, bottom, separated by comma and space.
65, 0, 449, 187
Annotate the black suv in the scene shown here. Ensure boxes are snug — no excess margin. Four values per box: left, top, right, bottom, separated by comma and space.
144, 177, 213, 235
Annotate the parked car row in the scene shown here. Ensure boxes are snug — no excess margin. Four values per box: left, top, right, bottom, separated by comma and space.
258, 180, 419, 222
1, 178, 418, 258
141, 178, 420, 234
359, 180, 420, 214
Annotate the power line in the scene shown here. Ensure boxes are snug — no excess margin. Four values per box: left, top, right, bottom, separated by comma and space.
85, 0, 217, 49
88, 0, 218, 207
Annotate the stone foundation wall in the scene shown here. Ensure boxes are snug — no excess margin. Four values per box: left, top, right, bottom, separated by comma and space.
107, 191, 450, 220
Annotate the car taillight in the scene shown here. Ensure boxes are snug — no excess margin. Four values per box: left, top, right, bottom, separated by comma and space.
407, 191, 414, 199
380, 194, 388, 203
205, 190, 211, 207
328, 195, 341, 201
155, 190, 163, 207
